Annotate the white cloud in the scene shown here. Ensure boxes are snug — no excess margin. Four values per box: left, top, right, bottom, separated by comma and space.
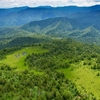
0, 0, 100, 8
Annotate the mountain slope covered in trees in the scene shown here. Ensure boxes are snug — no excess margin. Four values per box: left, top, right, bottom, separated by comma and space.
1, 38, 100, 99
21, 16, 100, 44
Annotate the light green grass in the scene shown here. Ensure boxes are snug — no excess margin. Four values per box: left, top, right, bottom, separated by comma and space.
0, 46, 48, 73
58, 61, 100, 99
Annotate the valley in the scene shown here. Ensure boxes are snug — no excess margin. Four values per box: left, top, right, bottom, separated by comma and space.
0, 5, 100, 100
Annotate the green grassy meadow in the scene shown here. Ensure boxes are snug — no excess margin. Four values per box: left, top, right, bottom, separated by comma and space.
0, 46, 48, 72
58, 60, 100, 99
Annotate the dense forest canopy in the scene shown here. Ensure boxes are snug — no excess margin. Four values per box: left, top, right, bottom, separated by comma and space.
0, 37, 100, 99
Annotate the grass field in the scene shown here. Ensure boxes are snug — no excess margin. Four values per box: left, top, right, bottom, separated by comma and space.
0, 46, 48, 72
58, 61, 100, 99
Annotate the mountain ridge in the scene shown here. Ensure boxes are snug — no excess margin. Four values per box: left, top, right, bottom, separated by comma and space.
21, 16, 100, 44
0, 5, 100, 26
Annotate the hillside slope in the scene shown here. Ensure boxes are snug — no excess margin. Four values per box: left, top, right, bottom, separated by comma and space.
21, 17, 100, 44
1, 38, 100, 99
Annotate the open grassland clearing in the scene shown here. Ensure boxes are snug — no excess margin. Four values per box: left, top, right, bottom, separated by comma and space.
0, 46, 48, 72
58, 60, 100, 99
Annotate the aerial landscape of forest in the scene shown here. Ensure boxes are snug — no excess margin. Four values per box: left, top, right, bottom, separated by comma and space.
0, 0, 100, 100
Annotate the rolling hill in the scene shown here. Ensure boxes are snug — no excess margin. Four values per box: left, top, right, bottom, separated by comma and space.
21, 16, 100, 44
0, 38, 100, 99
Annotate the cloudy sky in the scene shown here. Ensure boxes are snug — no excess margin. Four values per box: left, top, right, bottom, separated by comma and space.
0, 0, 100, 8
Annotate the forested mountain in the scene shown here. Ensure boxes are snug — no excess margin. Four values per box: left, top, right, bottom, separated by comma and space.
0, 5, 100, 26
21, 16, 100, 44
0, 14, 100, 44
0, 5, 100, 44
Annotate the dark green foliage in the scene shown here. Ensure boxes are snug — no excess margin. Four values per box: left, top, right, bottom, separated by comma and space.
7, 37, 46, 47
92, 64, 100, 70
0, 47, 21, 60
0, 67, 90, 100
91, 58, 100, 70
0, 35, 51, 50
96, 72, 100, 76
0, 38, 99, 99
0, 64, 11, 71
26, 39, 100, 70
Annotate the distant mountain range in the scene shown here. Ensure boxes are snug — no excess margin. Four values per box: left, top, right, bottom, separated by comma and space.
0, 5, 100, 26
0, 5, 100, 44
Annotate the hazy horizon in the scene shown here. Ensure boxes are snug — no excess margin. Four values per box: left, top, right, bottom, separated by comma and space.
0, 0, 100, 8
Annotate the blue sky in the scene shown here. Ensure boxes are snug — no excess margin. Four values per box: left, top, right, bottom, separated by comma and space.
0, 0, 100, 8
